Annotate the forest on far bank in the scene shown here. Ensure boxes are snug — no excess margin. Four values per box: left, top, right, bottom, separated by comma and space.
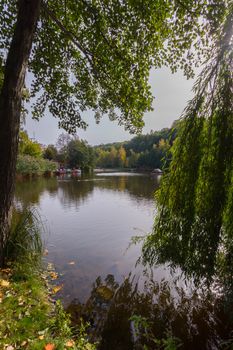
93, 124, 176, 170
18, 121, 178, 175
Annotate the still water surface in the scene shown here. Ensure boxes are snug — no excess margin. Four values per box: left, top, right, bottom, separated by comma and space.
15, 174, 232, 349
16, 173, 161, 303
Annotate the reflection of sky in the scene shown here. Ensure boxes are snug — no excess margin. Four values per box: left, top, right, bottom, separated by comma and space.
14, 175, 167, 301
95, 172, 145, 176
15, 175, 177, 304
32, 175, 162, 304
18, 176, 228, 348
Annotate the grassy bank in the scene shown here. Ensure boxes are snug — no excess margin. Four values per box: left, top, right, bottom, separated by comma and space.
16, 155, 57, 176
0, 263, 95, 350
0, 211, 95, 350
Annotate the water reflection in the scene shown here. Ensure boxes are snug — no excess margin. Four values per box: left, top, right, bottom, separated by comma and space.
14, 177, 58, 208
15, 174, 233, 348
57, 178, 95, 210
67, 273, 233, 350
95, 173, 159, 202
15, 173, 158, 208
15, 173, 159, 304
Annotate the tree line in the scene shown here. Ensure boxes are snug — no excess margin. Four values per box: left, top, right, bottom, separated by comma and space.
39, 125, 176, 171
16, 126, 175, 173
94, 126, 175, 170
17, 130, 94, 173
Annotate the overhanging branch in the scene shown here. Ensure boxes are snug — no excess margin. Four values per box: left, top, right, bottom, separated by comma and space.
41, 2, 94, 67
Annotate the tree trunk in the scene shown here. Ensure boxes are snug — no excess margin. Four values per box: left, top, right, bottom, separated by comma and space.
0, 0, 41, 266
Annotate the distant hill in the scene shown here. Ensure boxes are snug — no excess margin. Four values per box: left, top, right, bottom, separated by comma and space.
94, 124, 178, 170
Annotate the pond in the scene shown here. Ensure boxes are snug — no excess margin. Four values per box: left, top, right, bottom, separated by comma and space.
15, 173, 233, 349
15, 173, 162, 302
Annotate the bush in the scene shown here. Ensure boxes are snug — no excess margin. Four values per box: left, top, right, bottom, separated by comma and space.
16, 155, 57, 175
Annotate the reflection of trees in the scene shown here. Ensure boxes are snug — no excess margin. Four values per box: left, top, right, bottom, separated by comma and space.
57, 178, 94, 208
15, 177, 58, 208
94, 175, 159, 202
15, 174, 159, 210
15, 176, 233, 348
67, 274, 233, 350
15, 176, 95, 210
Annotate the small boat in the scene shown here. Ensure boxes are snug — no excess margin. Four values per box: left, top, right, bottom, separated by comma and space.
151, 168, 163, 175
55, 168, 82, 175
71, 168, 81, 175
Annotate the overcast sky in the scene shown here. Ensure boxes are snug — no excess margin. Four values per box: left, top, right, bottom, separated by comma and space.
25, 67, 195, 146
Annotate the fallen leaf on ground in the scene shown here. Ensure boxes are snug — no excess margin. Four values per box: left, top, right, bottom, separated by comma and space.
49, 272, 58, 280
68, 261, 75, 265
0, 279, 10, 287
52, 284, 63, 294
6, 346, 14, 350
44, 344, 55, 350
21, 341, 27, 347
65, 339, 75, 347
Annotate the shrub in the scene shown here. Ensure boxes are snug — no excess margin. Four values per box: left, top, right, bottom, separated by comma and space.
16, 155, 57, 175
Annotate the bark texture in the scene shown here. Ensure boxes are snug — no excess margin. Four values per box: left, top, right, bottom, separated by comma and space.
0, 0, 41, 266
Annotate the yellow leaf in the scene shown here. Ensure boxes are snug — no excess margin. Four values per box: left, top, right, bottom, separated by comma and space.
52, 284, 63, 294
49, 272, 58, 280
0, 279, 10, 287
39, 335, 44, 340
44, 344, 55, 350
65, 339, 75, 347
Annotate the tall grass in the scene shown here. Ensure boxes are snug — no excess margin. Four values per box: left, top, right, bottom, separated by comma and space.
5, 209, 43, 266
1, 211, 96, 349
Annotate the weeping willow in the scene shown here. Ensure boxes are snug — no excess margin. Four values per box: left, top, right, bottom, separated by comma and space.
142, 6, 233, 281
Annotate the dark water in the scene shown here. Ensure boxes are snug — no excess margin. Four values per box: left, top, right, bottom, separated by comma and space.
15, 174, 233, 349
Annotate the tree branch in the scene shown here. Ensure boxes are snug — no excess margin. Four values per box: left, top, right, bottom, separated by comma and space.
41, 1, 117, 101
80, 0, 131, 64
41, 2, 94, 67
